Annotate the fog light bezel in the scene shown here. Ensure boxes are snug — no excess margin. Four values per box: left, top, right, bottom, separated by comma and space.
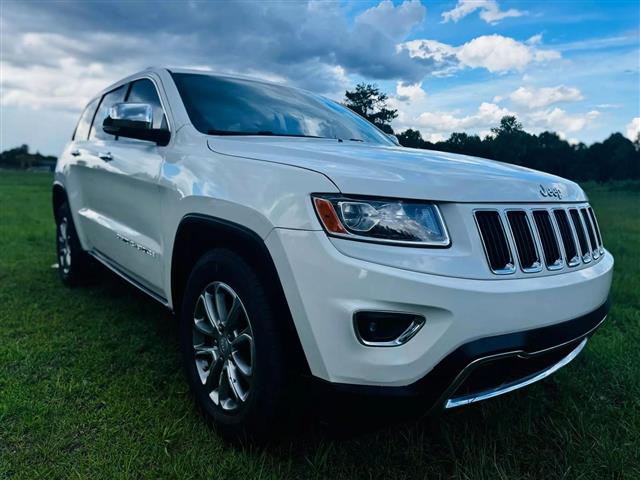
353, 311, 426, 347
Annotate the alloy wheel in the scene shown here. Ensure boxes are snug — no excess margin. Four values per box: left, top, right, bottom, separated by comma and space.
192, 281, 255, 412
57, 217, 72, 275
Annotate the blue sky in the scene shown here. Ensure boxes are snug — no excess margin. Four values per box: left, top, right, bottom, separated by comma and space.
1, 0, 638, 155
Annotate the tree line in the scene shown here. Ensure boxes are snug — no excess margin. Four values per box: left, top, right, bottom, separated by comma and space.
0, 145, 57, 171
344, 84, 640, 182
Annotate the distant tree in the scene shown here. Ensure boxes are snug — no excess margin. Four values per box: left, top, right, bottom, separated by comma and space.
0, 144, 56, 171
490, 115, 523, 135
344, 83, 398, 133
487, 115, 533, 165
396, 128, 425, 148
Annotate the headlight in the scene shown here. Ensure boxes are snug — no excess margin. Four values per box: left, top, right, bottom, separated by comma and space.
312, 194, 450, 247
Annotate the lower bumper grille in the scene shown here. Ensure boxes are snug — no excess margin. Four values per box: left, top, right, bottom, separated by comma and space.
445, 337, 587, 409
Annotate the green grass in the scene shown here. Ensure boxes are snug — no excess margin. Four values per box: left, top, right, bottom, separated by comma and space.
1, 171, 639, 479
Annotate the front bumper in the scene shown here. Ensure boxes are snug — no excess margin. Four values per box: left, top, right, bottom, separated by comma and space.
266, 228, 613, 389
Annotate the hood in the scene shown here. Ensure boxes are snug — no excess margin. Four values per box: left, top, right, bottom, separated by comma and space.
207, 137, 586, 203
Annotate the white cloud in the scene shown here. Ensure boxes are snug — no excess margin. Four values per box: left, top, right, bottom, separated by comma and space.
415, 102, 514, 132
526, 33, 543, 45
457, 35, 560, 72
625, 117, 640, 141
509, 85, 583, 109
356, 0, 426, 40
527, 108, 600, 134
441, 0, 526, 24
400, 35, 561, 73
395, 81, 426, 102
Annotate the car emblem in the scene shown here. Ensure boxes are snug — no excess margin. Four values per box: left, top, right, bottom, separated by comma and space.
539, 184, 563, 200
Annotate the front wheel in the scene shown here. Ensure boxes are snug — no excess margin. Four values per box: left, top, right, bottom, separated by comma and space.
55, 202, 94, 286
179, 249, 290, 442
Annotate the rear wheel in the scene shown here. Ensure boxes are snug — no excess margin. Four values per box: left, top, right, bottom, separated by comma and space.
55, 202, 94, 286
179, 249, 289, 442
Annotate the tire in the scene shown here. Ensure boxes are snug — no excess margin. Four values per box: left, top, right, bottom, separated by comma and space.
179, 249, 289, 442
55, 201, 94, 287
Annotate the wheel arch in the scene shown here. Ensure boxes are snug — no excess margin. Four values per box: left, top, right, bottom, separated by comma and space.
52, 181, 68, 220
171, 213, 310, 375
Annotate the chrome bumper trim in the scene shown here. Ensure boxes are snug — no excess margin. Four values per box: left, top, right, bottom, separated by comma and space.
444, 337, 588, 409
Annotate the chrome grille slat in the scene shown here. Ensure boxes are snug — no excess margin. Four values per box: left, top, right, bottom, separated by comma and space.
532, 210, 563, 270
475, 204, 604, 275
474, 210, 515, 274
587, 207, 604, 254
580, 208, 599, 259
506, 210, 542, 272
569, 208, 591, 263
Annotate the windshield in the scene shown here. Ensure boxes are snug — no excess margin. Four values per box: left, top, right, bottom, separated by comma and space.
171, 72, 393, 145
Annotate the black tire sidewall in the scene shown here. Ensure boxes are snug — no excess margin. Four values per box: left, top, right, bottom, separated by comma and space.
179, 249, 287, 439
55, 202, 88, 286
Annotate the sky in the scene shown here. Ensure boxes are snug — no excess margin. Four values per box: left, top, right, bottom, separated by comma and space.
1, 0, 639, 156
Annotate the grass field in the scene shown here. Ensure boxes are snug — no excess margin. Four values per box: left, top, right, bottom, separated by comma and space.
1, 171, 639, 479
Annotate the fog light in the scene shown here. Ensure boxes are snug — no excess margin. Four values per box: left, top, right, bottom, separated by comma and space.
354, 311, 425, 346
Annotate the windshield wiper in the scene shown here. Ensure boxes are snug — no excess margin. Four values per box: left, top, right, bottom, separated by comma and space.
207, 129, 325, 139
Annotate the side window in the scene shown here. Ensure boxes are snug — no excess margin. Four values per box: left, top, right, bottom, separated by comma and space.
126, 79, 168, 130
72, 98, 99, 141
89, 84, 128, 141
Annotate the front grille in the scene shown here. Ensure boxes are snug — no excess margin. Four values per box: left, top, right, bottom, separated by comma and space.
506, 210, 541, 272
532, 210, 562, 269
476, 204, 604, 274
569, 208, 591, 262
580, 208, 599, 259
474, 211, 514, 274
587, 207, 604, 254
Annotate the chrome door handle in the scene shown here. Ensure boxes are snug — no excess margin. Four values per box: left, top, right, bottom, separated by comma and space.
98, 152, 113, 161
70, 149, 81, 157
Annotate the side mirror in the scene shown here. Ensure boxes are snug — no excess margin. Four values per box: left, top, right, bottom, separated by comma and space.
103, 103, 170, 146
386, 133, 400, 146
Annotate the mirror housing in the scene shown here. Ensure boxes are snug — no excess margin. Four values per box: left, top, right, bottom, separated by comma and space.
386, 133, 400, 146
103, 103, 170, 146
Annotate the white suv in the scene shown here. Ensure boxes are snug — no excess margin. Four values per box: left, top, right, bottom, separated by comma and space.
53, 67, 613, 440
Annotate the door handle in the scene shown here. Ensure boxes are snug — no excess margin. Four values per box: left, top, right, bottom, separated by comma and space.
70, 149, 81, 157
98, 152, 113, 161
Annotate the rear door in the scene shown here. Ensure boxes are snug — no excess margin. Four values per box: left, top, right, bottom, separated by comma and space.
78, 77, 169, 297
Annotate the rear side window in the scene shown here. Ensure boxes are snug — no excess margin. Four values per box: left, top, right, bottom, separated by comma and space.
126, 79, 168, 130
72, 98, 99, 141
90, 84, 128, 141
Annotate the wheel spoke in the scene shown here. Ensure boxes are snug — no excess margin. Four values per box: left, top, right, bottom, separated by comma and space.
204, 355, 223, 391
193, 315, 215, 337
231, 333, 253, 377
214, 284, 230, 326
227, 361, 248, 402
203, 292, 223, 334
218, 364, 235, 409
225, 296, 243, 332
194, 344, 218, 361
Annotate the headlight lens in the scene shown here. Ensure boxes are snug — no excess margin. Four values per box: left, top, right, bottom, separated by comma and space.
312, 194, 450, 247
